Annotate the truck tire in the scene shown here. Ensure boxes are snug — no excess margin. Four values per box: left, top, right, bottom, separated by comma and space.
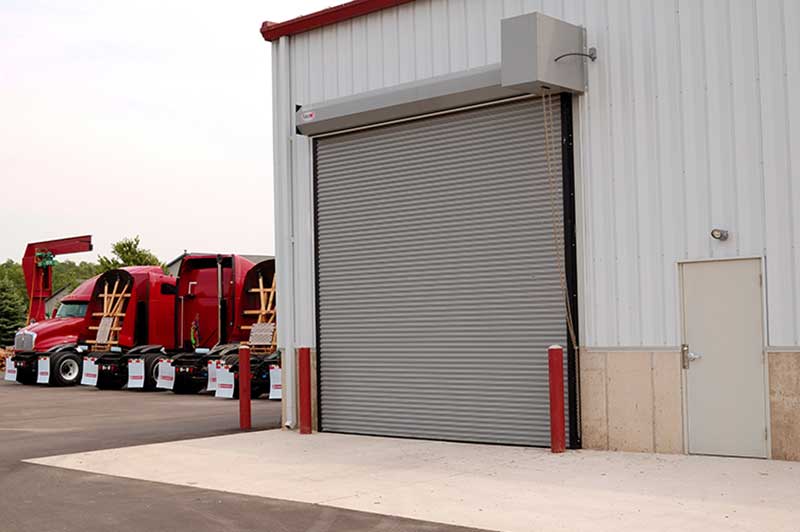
143, 353, 161, 391
17, 368, 37, 385
233, 380, 266, 399
172, 378, 204, 394
50, 352, 82, 386
96, 373, 125, 390
222, 353, 268, 399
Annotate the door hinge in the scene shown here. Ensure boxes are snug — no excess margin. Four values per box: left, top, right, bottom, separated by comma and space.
759, 273, 763, 286
681, 344, 690, 369
765, 427, 769, 441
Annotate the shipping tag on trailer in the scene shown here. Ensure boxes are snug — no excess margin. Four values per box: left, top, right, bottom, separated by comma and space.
206, 360, 217, 392
127, 358, 145, 389
156, 359, 175, 390
36, 356, 50, 384
269, 365, 282, 400
4, 357, 17, 382
81, 357, 99, 386
215, 362, 235, 399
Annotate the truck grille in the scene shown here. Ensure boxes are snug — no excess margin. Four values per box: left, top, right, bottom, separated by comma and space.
14, 331, 35, 351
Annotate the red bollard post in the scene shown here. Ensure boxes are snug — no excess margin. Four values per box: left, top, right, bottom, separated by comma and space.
548, 345, 566, 453
298, 347, 312, 434
239, 345, 252, 430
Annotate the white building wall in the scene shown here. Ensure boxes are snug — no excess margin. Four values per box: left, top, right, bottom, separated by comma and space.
272, 0, 800, 351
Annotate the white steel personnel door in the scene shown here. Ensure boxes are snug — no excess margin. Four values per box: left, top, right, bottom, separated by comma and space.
680, 258, 767, 458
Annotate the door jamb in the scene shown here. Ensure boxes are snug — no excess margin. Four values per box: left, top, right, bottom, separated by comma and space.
677, 256, 770, 458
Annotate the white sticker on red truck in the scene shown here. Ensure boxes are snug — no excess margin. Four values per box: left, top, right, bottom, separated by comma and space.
156, 359, 175, 390
206, 360, 217, 392
36, 356, 50, 384
4, 357, 17, 382
81, 357, 98, 386
127, 358, 145, 389
269, 365, 282, 400
215, 362, 235, 399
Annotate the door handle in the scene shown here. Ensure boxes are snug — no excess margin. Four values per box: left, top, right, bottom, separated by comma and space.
681, 344, 702, 369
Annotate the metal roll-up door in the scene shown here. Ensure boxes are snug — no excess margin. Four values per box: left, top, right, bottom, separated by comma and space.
314, 97, 569, 446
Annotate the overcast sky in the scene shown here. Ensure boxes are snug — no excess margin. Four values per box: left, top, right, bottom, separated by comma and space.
0, 0, 340, 263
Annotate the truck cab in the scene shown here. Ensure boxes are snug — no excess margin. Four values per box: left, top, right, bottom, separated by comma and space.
12, 276, 98, 384
89, 267, 177, 390
168, 254, 254, 393
168, 257, 277, 397
13, 266, 177, 387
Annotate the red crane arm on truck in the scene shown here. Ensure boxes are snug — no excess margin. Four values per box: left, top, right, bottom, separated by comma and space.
22, 235, 93, 323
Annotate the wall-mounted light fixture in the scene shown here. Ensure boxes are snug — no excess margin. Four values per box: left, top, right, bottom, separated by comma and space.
710, 228, 729, 241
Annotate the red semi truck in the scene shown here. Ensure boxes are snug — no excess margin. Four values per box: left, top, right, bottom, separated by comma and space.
9, 252, 277, 395
11, 235, 95, 385
90, 254, 248, 391
168, 257, 277, 396
92, 254, 277, 396
12, 276, 99, 385
84, 266, 177, 389
11, 266, 173, 386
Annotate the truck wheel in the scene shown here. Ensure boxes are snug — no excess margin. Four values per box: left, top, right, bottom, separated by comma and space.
50, 352, 82, 386
17, 368, 36, 385
143, 354, 161, 391
96, 373, 125, 390
172, 379, 203, 394
232, 381, 266, 399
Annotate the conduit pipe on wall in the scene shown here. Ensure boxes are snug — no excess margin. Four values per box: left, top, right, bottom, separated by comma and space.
274, 35, 296, 429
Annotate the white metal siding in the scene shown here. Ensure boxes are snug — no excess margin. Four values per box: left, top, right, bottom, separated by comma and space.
272, 0, 800, 352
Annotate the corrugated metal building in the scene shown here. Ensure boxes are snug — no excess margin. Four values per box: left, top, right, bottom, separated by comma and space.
264, 0, 800, 460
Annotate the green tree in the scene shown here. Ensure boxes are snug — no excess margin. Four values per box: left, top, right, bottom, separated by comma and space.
0, 276, 26, 346
0, 259, 27, 305
52, 260, 103, 294
99, 236, 165, 272
0, 259, 103, 315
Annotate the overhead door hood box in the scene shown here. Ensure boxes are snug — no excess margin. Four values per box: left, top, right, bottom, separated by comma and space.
501, 12, 588, 95
295, 65, 522, 136
295, 12, 587, 136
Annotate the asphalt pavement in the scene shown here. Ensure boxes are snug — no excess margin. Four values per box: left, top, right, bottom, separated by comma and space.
0, 380, 484, 532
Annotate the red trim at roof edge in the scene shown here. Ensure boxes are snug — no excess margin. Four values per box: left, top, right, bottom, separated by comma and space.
261, 0, 416, 42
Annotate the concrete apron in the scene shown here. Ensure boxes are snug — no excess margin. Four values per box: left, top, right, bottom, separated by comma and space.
25, 431, 799, 532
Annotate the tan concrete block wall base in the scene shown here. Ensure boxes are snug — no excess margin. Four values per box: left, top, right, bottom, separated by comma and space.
580, 351, 683, 454
768, 352, 800, 461
606, 352, 654, 452
578, 351, 608, 449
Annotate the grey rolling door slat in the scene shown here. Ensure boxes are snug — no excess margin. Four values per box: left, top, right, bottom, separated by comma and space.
315, 98, 569, 446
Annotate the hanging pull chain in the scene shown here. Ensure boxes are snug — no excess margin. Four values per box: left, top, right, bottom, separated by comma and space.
541, 90, 579, 353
